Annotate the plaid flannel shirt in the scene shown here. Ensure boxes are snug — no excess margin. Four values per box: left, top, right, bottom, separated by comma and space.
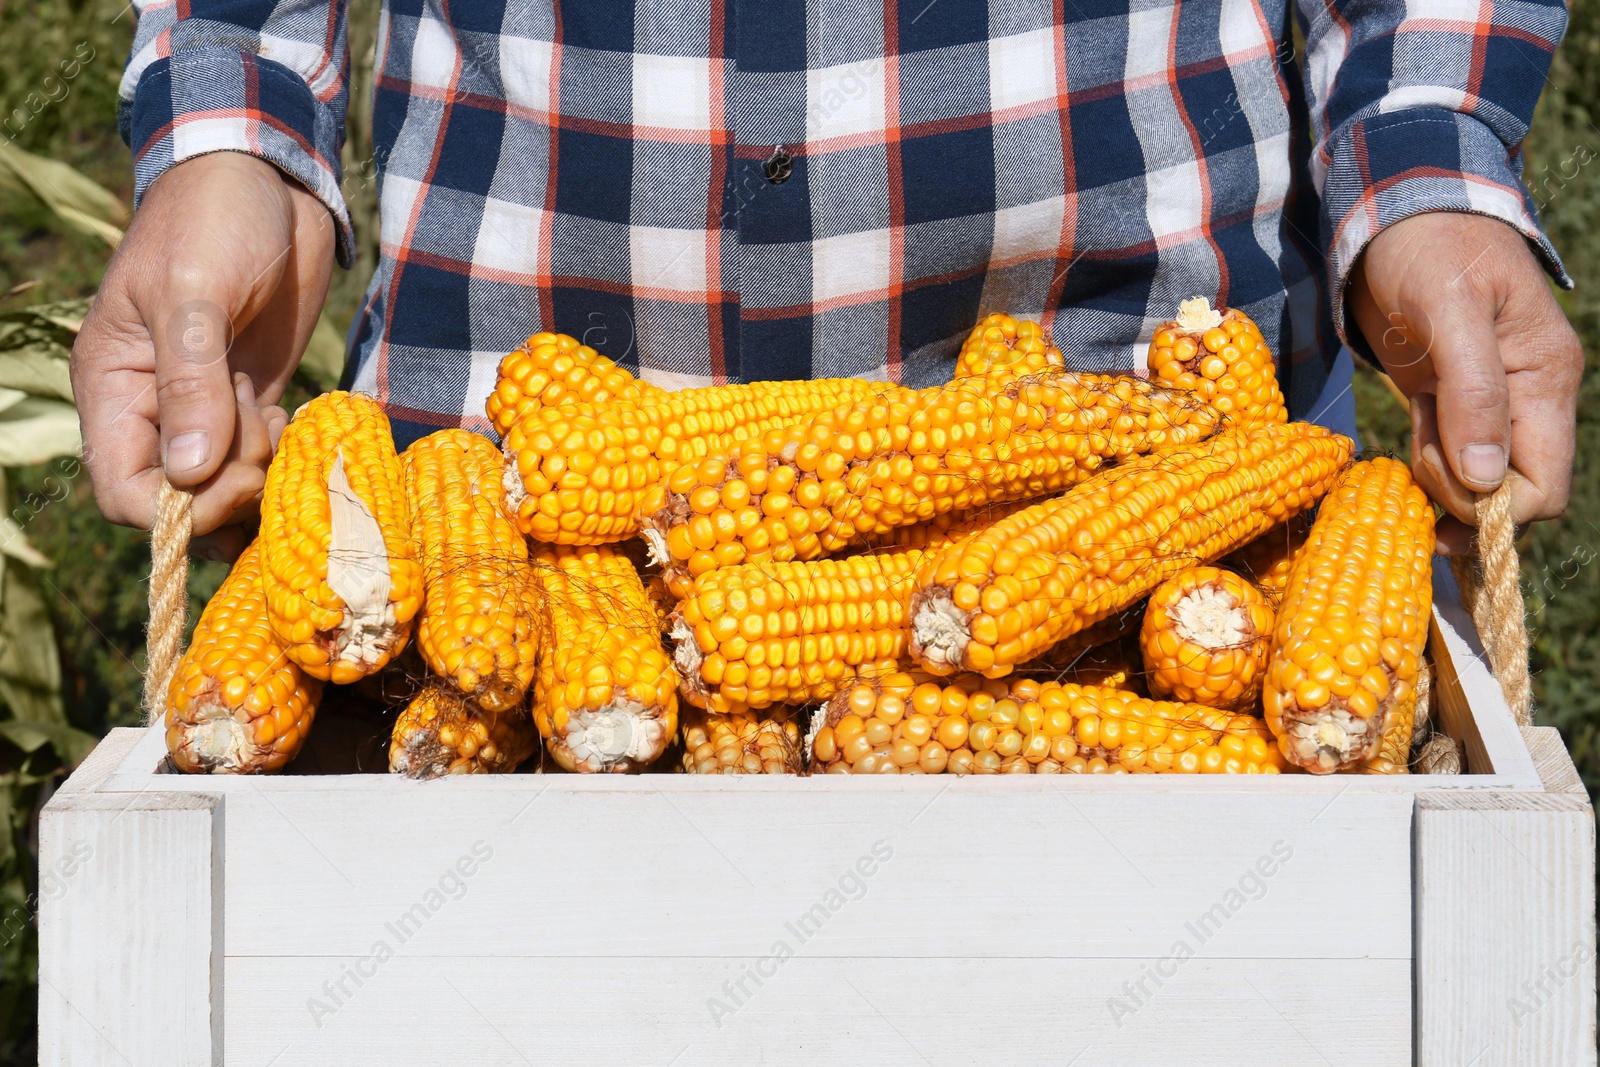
120, 0, 1569, 446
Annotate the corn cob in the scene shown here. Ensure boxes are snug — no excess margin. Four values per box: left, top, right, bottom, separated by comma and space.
259, 392, 422, 683
1263, 458, 1435, 773
669, 549, 923, 710
488, 332, 666, 437
953, 314, 1064, 378
1361, 704, 1415, 775
1140, 566, 1274, 711
680, 705, 804, 774
909, 422, 1353, 678
166, 541, 322, 773
503, 377, 888, 544
532, 543, 678, 772
403, 430, 542, 712
1223, 513, 1312, 600
845, 497, 1042, 555
1148, 298, 1285, 426
1038, 634, 1148, 694
645, 370, 1221, 587
389, 686, 539, 777
809, 675, 1288, 774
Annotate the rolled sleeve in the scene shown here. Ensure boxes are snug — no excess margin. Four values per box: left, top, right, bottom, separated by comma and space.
1296, 0, 1571, 350
1321, 106, 1569, 339
118, 0, 353, 264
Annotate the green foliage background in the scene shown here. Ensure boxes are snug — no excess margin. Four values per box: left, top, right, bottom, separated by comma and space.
0, 0, 1594, 1060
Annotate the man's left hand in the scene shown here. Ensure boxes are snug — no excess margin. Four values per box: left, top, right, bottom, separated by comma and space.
1348, 211, 1584, 554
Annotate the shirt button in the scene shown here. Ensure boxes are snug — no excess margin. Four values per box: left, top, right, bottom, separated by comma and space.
764, 147, 793, 184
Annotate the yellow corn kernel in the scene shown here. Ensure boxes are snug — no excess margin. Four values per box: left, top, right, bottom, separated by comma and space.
1147, 297, 1286, 426
644, 369, 1221, 586
953, 313, 1064, 378
503, 377, 888, 544
909, 421, 1353, 678
670, 548, 925, 710
1360, 692, 1417, 775
389, 687, 539, 777
166, 541, 322, 773
486, 331, 666, 437
809, 676, 1288, 775
1264, 458, 1435, 774
531, 543, 678, 771
681, 705, 803, 774
260, 391, 421, 683
844, 497, 1041, 555
1140, 566, 1275, 711
403, 429, 542, 711
1224, 512, 1312, 600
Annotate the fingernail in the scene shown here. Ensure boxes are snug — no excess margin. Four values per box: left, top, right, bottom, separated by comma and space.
1460, 444, 1507, 489
165, 431, 210, 475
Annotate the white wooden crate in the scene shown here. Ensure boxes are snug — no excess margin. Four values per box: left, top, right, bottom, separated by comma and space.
38, 572, 1596, 1066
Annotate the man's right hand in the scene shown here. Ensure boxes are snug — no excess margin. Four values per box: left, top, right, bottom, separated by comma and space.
71, 152, 336, 559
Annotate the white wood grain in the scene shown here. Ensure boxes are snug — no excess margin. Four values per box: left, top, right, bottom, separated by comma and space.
38, 790, 223, 1067
1429, 567, 1540, 783
222, 954, 1411, 1067
1415, 791, 1597, 1067
210, 787, 1412, 960
1522, 726, 1589, 795
54, 727, 143, 795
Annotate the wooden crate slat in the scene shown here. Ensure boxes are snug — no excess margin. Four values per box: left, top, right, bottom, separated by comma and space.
38, 789, 223, 1067
214, 788, 1412, 960
1429, 567, 1539, 780
221, 955, 1412, 1067
1414, 791, 1597, 1067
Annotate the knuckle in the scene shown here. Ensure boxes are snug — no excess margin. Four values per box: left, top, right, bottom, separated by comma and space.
156, 372, 221, 408
164, 263, 213, 296
1450, 376, 1509, 414
91, 485, 141, 529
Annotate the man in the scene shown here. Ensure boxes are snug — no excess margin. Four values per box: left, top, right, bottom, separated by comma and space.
72, 1, 1582, 560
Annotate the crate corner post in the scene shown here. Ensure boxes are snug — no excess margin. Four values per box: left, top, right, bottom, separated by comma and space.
1413, 779, 1597, 1067
38, 730, 225, 1067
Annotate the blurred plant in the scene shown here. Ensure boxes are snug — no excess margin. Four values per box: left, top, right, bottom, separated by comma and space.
0, 294, 99, 1053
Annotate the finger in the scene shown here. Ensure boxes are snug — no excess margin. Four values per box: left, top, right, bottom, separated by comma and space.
232, 373, 274, 472
190, 525, 252, 563
1408, 393, 1478, 525
1434, 515, 1477, 556
149, 290, 240, 488
1498, 286, 1582, 525
185, 376, 271, 536
263, 405, 289, 452
1425, 289, 1512, 494
71, 287, 164, 529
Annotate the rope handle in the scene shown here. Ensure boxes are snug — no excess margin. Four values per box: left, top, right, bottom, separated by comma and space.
1450, 483, 1533, 726
142, 480, 192, 727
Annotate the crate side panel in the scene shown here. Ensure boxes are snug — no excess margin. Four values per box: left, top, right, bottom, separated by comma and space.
221, 788, 1412, 960
38, 793, 222, 1067
224, 954, 1409, 1067
1416, 793, 1597, 1067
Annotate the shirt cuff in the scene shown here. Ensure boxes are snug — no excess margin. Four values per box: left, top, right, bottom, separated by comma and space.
120, 47, 354, 266
1321, 107, 1571, 360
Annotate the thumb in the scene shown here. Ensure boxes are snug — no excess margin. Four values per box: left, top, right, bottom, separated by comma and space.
1426, 297, 1511, 494
150, 293, 240, 488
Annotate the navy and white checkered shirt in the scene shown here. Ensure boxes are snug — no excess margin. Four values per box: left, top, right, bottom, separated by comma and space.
120, 0, 1569, 446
